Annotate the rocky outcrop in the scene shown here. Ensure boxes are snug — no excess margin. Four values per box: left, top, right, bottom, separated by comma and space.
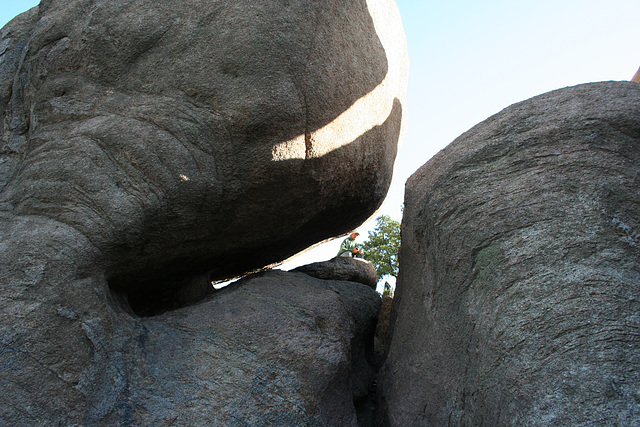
0, 0, 407, 423
0, 268, 381, 425
379, 82, 640, 425
0, 0, 408, 308
293, 256, 378, 289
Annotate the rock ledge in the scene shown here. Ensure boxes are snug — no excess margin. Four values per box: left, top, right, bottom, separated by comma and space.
293, 256, 378, 289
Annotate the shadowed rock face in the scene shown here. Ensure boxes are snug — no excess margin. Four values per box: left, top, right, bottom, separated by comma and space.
379, 82, 640, 425
0, 0, 408, 304
0, 268, 382, 425
0, 0, 407, 423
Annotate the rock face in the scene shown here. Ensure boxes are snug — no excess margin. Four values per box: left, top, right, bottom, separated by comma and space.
294, 256, 378, 289
0, 0, 408, 308
0, 0, 407, 423
0, 268, 381, 425
379, 82, 640, 425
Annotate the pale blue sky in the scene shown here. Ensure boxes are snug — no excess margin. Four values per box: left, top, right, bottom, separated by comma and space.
2, 1, 639, 285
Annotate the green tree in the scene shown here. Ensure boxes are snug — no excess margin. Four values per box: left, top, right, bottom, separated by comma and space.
361, 215, 401, 281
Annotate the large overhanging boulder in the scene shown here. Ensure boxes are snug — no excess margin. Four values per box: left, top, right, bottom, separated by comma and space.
0, 0, 408, 310
379, 81, 640, 425
0, 0, 406, 422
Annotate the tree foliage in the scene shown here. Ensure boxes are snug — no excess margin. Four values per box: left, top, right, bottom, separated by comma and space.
362, 215, 401, 280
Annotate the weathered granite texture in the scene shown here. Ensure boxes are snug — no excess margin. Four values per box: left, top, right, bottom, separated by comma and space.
379, 82, 640, 426
0, 268, 381, 425
0, 0, 406, 423
0, 0, 408, 306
